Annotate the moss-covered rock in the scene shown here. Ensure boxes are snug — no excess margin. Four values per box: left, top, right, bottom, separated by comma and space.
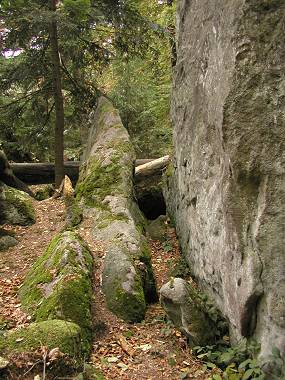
0, 229, 18, 251
102, 244, 146, 322
146, 215, 168, 241
0, 320, 82, 359
74, 364, 106, 380
76, 97, 157, 322
35, 184, 54, 201
0, 185, 35, 226
19, 231, 93, 353
76, 97, 134, 208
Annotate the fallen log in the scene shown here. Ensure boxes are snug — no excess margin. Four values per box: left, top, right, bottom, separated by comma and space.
134, 155, 170, 182
11, 161, 80, 185
135, 158, 157, 166
0, 151, 34, 197
10, 158, 168, 185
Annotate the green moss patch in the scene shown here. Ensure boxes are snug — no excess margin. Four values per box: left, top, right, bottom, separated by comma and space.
19, 231, 93, 353
76, 158, 123, 207
0, 320, 82, 358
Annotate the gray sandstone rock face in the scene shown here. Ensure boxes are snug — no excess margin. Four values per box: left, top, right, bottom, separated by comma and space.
166, 0, 285, 363
76, 97, 157, 322
160, 278, 216, 346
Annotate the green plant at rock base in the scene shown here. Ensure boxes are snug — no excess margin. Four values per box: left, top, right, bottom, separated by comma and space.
169, 255, 191, 278
193, 339, 266, 380
265, 346, 285, 380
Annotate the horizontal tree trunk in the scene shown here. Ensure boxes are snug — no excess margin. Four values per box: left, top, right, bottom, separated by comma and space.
134, 155, 170, 182
11, 158, 168, 185
11, 162, 80, 185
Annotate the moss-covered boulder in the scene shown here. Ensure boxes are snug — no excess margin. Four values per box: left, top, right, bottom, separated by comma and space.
146, 215, 168, 241
0, 185, 35, 226
34, 184, 54, 201
19, 231, 93, 353
0, 229, 18, 251
0, 320, 82, 359
102, 244, 146, 322
74, 364, 105, 380
76, 97, 157, 322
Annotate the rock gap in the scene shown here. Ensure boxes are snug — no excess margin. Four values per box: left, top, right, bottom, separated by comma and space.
137, 191, 166, 220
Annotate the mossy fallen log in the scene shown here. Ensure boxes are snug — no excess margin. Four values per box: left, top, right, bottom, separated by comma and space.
11, 161, 80, 185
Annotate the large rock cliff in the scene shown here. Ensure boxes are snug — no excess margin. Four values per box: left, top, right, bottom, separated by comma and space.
167, 0, 285, 363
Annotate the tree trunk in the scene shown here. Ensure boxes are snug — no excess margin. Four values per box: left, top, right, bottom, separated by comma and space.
49, 0, 65, 188
11, 162, 80, 185
10, 159, 159, 185
134, 155, 170, 181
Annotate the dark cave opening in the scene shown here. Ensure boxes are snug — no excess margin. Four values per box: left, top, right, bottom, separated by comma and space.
137, 191, 166, 220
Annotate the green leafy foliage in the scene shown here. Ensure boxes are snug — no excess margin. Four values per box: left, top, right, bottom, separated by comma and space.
266, 346, 285, 379
99, 0, 175, 158
169, 255, 191, 278
192, 339, 266, 380
1, 0, 164, 161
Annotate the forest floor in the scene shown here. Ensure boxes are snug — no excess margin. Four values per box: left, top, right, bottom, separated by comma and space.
0, 193, 215, 380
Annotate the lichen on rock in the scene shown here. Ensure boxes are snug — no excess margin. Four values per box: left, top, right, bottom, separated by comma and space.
19, 230, 93, 353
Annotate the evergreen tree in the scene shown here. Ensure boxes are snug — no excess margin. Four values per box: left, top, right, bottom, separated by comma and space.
0, 0, 151, 185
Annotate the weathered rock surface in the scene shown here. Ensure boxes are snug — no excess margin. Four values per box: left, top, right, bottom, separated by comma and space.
166, 0, 285, 364
76, 96, 157, 322
0, 184, 35, 226
19, 230, 93, 353
160, 278, 216, 346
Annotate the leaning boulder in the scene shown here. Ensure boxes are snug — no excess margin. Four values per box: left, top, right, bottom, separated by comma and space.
19, 230, 93, 353
0, 184, 35, 226
160, 278, 217, 346
76, 97, 157, 322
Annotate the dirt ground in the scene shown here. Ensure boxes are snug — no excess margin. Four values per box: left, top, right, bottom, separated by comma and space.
0, 193, 214, 380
